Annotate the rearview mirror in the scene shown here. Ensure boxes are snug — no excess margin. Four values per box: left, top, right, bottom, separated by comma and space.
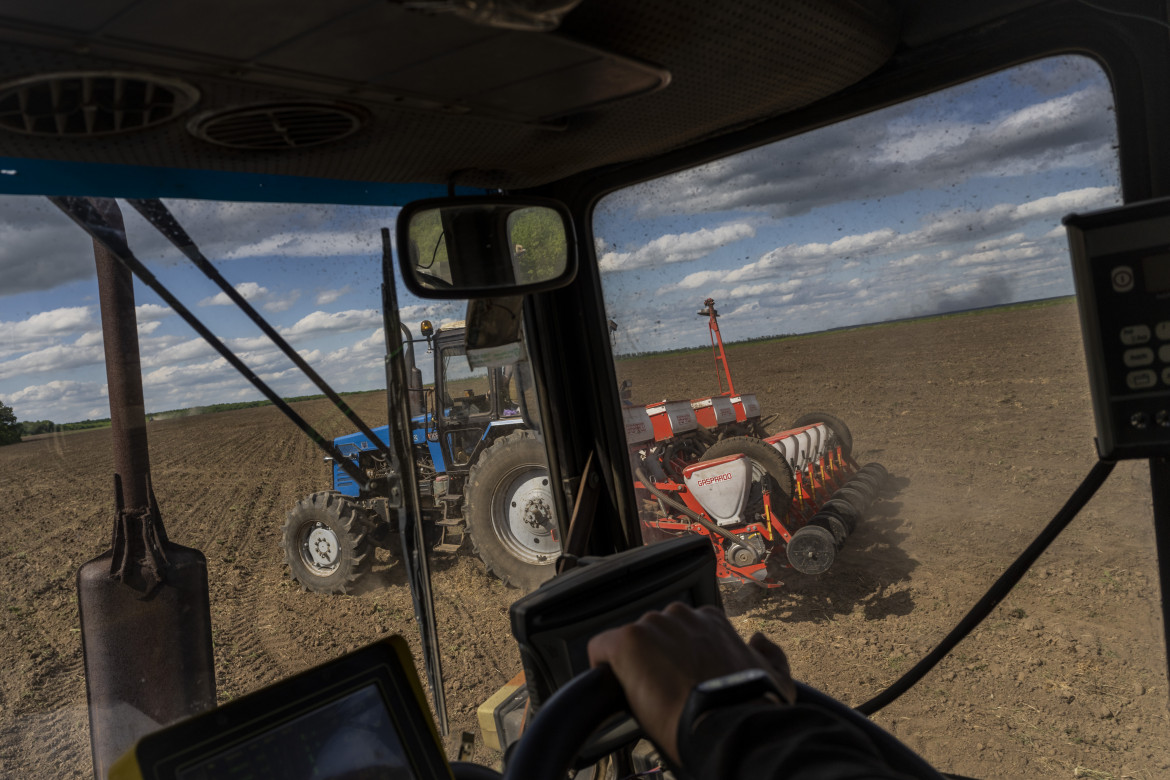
397, 196, 576, 298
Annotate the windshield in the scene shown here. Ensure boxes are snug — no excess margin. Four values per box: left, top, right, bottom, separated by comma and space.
440, 345, 491, 412
0, 197, 546, 776
594, 55, 1165, 779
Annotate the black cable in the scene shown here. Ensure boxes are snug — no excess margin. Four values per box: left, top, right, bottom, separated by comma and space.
125, 198, 393, 465
49, 195, 369, 489
856, 458, 1116, 715
1075, 0, 1170, 32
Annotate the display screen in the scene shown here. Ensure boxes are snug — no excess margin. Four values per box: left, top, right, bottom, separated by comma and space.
176, 684, 414, 780
1142, 252, 1170, 293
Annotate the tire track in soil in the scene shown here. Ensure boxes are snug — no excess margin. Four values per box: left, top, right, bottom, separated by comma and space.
1, 428, 112, 779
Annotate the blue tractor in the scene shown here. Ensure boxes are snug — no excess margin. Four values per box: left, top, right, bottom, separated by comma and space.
282, 321, 559, 594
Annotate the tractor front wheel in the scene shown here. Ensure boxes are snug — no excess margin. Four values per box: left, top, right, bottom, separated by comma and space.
463, 431, 559, 591
282, 491, 374, 595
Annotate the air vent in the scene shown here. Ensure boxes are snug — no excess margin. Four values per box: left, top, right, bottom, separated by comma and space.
0, 71, 198, 137
188, 102, 366, 150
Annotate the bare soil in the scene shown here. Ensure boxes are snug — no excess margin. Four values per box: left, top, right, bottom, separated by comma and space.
1, 299, 1166, 779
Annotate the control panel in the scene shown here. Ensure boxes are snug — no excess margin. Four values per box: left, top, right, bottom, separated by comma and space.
1065, 198, 1170, 459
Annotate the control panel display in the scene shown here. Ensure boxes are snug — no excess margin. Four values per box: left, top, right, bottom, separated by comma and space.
176, 685, 409, 779
110, 637, 451, 780
1065, 198, 1170, 459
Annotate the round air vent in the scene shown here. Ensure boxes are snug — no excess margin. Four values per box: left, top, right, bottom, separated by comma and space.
0, 71, 199, 137
188, 102, 366, 150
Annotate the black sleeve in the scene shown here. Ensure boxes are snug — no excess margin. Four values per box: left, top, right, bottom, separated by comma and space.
678, 701, 919, 780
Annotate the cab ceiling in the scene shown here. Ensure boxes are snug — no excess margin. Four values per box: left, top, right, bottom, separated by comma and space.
0, 0, 1043, 190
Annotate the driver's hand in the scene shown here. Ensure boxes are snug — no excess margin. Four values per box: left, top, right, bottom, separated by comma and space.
586, 602, 797, 766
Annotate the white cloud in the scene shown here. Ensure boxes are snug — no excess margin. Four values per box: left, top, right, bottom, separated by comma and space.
316, 286, 351, 305
6, 379, 109, 421
220, 230, 381, 260
0, 306, 96, 358
650, 184, 1113, 297
0, 339, 104, 379
135, 303, 173, 321
973, 233, 1028, 252
197, 280, 300, 314
950, 245, 1045, 267
199, 281, 268, 307
889, 254, 928, 268
599, 223, 755, 273
280, 309, 383, 341
262, 291, 301, 313
141, 338, 216, 367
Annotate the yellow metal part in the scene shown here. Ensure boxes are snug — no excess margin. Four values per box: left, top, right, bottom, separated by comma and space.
477, 671, 526, 752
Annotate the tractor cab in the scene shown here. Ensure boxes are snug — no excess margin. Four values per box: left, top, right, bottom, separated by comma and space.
4, 2, 1170, 780
430, 323, 525, 468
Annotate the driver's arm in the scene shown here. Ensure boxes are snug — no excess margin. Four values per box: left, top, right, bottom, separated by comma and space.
587, 603, 917, 779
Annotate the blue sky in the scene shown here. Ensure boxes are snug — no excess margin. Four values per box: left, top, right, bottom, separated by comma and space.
0, 55, 1119, 423
0, 200, 463, 422
594, 55, 1120, 356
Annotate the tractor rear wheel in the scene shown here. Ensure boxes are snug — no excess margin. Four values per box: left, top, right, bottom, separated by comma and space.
790, 411, 853, 457
463, 431, 559, 591
701, 435, 795, 523
282, 491, 374, 594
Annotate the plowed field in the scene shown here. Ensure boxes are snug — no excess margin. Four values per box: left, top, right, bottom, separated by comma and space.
1, 299, 1166, 779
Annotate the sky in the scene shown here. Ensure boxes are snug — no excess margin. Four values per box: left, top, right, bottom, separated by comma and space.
0, 200, 463, 422
593, 55, 1121, 356
0, 55, 1120, 423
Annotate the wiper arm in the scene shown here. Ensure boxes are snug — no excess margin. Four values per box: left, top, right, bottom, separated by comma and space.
49, 195, 370, 489
124, 198, 394, 467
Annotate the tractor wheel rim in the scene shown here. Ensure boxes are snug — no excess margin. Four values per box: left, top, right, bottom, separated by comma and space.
303, 523, 341, 573
494, 466, 559, 564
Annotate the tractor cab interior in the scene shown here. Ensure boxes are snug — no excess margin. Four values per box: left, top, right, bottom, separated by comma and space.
1, 1, 1170, 779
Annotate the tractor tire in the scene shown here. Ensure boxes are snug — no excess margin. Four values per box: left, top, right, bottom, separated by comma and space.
786, 524, 837, 575
282, 491, 374, 595
810, 512, 848, 548
790, 411, 853, 457
833, 485, 871, 515
702, 435, 795, 523
858, 462, 889, 482
463, 431, 559, 592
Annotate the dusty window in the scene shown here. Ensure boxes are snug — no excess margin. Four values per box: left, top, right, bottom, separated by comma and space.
0, 197, 545, 774
594, 56, 1164, 778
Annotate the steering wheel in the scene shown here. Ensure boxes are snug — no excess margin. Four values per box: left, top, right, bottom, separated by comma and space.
453, 666, 947, 780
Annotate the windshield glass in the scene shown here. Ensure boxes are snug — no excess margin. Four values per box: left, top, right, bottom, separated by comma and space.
441, 346, 491, 411
0, 197, 547, 776
594, 55, 1165, 779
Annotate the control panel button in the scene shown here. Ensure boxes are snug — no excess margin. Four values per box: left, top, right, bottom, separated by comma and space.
1121, 325, 1151, 345
1164, 367, 1170, 385
1160, 344, 1170, 363
1131, 412, 1149, 429
1112, 265, 1135, 292
1127, 369, 1157, 389
1158, 410, 1170, 428
1124, 347, 1154, 367
1158, 321, 1170, 340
